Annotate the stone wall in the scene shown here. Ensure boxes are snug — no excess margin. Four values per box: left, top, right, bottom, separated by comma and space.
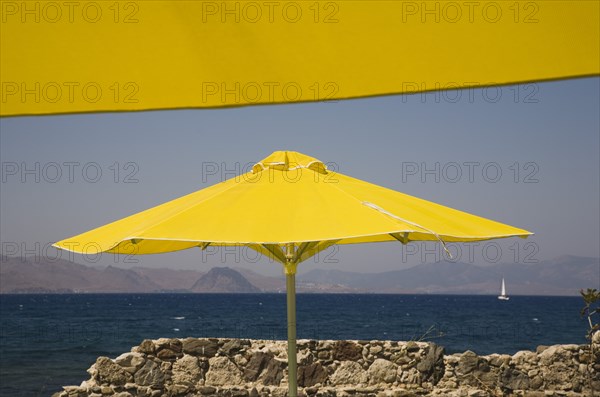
54, 337, 599, 397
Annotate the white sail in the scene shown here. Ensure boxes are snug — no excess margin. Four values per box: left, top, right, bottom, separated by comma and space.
498, 278, 509, 300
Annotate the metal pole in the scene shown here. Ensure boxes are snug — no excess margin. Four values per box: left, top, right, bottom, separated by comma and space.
286, 270, 297, 397
285, 243, 298, 397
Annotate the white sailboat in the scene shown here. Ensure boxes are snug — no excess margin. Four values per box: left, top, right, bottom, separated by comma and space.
498, 278, 510, 300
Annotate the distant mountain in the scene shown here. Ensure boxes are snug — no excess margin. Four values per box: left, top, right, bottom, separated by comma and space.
0, 256, 161, 293
298, 255, 600, 296
297, 261, 491, 291
1, 255, 598, 295
190, 267, 261, 293
131, 267, 205, 291
235, 267, 285, 291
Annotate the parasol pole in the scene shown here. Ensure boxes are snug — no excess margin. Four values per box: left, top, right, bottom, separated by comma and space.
285, 243, 298, 397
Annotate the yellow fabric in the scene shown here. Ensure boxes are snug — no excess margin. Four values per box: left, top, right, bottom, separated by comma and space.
53, 151, 532, 263
1, 1, 598, 116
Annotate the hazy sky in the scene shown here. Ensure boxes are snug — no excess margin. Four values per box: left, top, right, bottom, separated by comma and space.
1, 77, 599, 276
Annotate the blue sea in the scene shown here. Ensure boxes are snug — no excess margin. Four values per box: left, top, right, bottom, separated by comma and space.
0, 293, 588, 397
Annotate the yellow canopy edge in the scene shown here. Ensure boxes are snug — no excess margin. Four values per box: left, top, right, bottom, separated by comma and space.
1, 0, 598, 116
53, 151, 532, 264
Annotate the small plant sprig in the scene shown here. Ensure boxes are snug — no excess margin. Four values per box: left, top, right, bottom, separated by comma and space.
581, 288, 600, 339
580, 288, 600, 395
412, 324, 445, 342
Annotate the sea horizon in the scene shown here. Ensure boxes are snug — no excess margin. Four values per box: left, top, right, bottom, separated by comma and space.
0, 291, 589, 297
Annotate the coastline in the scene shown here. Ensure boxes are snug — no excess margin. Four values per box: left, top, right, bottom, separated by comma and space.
53, 337, 600, 397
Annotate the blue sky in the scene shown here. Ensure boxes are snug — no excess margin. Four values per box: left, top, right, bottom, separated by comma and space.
1, 77, 598, 276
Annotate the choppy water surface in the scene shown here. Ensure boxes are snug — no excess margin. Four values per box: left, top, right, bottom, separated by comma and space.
0, 293, 587, 396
